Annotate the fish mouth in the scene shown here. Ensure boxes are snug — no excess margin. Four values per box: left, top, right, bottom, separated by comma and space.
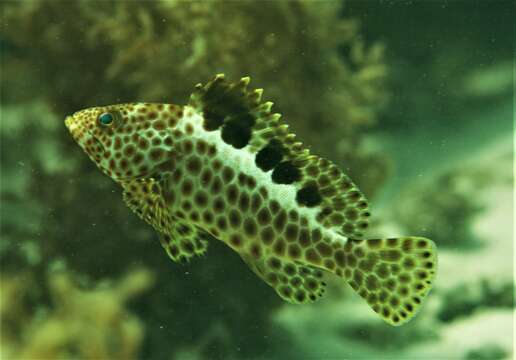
64, 115, 74, 128
64, 115, 81, 141
64, 115, 105, 154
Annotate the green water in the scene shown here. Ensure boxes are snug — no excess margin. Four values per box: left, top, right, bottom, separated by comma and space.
376, 99, 513, 208
1, 1, 513, 359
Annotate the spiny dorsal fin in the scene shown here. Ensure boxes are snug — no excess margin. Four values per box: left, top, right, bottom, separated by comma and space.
190, 74, 371, 238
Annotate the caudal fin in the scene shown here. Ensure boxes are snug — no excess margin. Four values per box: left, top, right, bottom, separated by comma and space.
337, 236, 437, 326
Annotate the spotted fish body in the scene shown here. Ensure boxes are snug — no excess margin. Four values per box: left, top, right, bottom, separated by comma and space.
65, 75, 437, 326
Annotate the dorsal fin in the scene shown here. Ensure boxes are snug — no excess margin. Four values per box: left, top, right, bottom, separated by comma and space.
189, 74, 371, 238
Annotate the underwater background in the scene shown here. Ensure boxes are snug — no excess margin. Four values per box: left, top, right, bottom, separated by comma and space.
0, 1, 513, 359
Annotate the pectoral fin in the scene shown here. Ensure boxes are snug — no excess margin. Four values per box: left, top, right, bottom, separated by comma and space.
121, 177, 173, 234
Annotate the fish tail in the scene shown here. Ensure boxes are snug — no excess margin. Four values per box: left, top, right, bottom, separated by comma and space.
331, 236, 437, 326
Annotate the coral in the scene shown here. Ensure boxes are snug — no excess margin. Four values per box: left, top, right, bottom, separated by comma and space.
0, 266, 154, 360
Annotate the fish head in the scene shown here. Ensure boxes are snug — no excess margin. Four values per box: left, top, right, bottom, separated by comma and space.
65, 103, 177, 182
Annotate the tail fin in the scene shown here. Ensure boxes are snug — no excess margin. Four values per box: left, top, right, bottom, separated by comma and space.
337, 237, 437, 326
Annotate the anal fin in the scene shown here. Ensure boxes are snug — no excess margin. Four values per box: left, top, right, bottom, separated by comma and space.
242, 254, 327, 304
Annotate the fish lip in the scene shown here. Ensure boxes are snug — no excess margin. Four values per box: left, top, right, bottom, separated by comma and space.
64, 115, 73, 127
64, 114, 105, 153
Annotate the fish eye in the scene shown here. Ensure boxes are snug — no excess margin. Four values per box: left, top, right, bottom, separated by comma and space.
98, 112, 115, 127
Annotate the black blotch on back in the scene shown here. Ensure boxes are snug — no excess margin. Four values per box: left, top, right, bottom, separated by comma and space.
201, 80, 254, 140
204, 109, 225, 131
221, 120, 252, 149
255, 139, 284, 172
271, 161, 301, 184
296, 184, 322, 207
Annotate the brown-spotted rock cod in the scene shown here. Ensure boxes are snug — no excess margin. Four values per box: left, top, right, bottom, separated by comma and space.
65, 74, 437, 326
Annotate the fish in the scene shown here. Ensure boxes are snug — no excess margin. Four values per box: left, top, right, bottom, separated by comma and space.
65, 74, 437, 326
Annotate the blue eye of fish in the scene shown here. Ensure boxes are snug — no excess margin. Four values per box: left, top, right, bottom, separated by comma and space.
98, 112, 114, 126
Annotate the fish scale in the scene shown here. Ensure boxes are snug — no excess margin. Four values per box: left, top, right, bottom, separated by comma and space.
65, 74, 437, 326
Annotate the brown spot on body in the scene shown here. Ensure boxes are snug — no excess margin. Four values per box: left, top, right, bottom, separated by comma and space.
288, 210, 299, 222
257, 208, 271, 226
211, 177, 223, 194
152, 120, 166, 130
207, 145, 217, 157
324, 259, 336, 270
194, 191, 208, 207
269, 200, 280, 214
163, 136, 173, 147
305, 249, 321, 265
226, 184, 239, 204
201, 169, 213, 185
273, 239, 286, 256
380, 250, 402, 262
186, 157, 202, 174
228, 209, 242, 228
299, 229, 311, 248
222, 166, 235, 183
183, 140, 193, 154
417, 239, 428, 248
316, 242, 332, 257
243, 218, 257, 237
250, 243, 261, 258
196, 140, 207, 154
335, 250, 346, 267
311, 229, 322, 243
213, 197, 225, 212
273, 210, 287, 232
285, 224, 299, 242
181, 180, 193, 196
216, 217, 227, 231
229, 234, 242, 247
123, 144, 136, 157
189, 211, 200, 222
246, 177, 257, 189
151, 137, 162, 146
260, 227, 275, 245
238, 193, 250, 212
150, 149, 164, 161
202, 211, 214, 224
250, 193, 261, 212
365, 274, 379, 291
185, 123, 194, 135
288, 244, 301, 259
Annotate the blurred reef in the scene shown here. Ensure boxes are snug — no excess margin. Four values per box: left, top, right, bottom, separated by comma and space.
0, 0, 514, 359
1, 266, 153, 359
